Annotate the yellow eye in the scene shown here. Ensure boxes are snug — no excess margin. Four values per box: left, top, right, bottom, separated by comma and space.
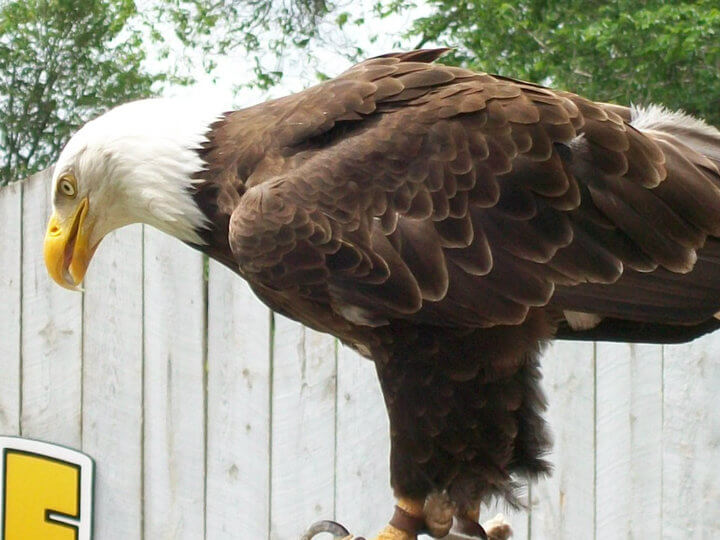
58, 176, 77, 198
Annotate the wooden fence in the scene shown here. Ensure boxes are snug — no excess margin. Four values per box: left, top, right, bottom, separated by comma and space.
0, 170, 718, 539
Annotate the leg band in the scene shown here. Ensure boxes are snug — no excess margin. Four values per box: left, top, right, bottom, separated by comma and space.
389, 505, 426, 536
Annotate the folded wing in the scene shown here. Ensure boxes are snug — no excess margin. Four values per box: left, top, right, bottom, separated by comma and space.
226, 50, 720, 341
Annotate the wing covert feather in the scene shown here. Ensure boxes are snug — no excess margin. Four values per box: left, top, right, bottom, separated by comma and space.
225, 51, 720, 331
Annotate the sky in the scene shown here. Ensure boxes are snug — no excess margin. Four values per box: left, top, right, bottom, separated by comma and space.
161, 0, 432, 108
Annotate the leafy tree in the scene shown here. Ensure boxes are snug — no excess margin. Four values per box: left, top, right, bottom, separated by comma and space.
0, 0, 336, 185
0, 0, 160, 185
147, 0, 335, 90
393, 0, 720, 125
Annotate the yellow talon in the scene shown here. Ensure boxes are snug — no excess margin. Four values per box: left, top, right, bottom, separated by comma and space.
372, 523, 417, 540
302, 498, 425, 540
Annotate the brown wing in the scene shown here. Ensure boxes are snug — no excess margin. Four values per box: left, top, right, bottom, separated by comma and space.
225, 50, 720, 338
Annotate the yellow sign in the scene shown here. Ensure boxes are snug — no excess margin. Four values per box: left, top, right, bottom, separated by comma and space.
1, 437, 94, 540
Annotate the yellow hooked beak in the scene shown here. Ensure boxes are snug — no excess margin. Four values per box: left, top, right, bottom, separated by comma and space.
44, 198, 97, 290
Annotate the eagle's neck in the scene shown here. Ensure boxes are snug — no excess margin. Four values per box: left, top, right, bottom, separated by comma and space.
113, 98, 226, 244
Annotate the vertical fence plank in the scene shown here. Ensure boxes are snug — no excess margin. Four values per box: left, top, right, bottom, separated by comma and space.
270, 316, 337, 539
595, 343, 662, 538
335, 346, 393, 537
663, 334, 720, 538
83, 224, 144, 540
20, 170, 82, 447
12, 166, 720, 540
530, 341, 595, 539
206, 263, 272, 539
0, 181, 22, 436
142, 230, 207, 540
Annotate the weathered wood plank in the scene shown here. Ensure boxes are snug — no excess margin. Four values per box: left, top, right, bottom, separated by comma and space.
595, 343, 662, 538
663, 334, 720, 538
82, 224, 144, 540
143, 229, 206, 540
206, 262, 272, 539
12, 164, 720, 540
270, 315, 337, 539
530, 341, 595, 539
335, 346, 393, 537
0, 181, 22, 435
20, 170, 82, 447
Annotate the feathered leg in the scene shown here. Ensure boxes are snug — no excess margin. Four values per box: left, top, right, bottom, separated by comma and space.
371, 498, 426, 540
447, 505, 512, 540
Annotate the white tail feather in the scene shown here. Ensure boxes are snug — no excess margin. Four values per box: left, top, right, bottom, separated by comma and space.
631, 104, 720, 163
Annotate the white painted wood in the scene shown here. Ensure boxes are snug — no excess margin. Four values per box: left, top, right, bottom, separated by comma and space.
82, 224, 144, 540
20, 169, 82, 447
270, 315, 337, 539
530, 341, 595, 539
0, 181, 22, 435
12, 172, 720, 539
663, 334, 720, 539
142, 228, 207, 539
335, 345, 393, 537
206, 262, 272, 539
595, 343, 662, 539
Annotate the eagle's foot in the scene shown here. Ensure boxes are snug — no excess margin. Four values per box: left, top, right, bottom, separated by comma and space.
300, 520, 416, 540
378, 497, 426, 539
482, 514, 512, 540
449, 516, 488, 539
447, 507, 512, 539
371, 523, 417, 540
423, 491, 456, 537
300, 498, 425, 540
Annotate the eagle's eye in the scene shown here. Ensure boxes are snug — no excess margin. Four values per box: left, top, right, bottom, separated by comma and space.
58, 176, 77, 198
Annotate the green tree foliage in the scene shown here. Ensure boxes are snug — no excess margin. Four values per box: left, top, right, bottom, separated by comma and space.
0, 0, 335, 185
147, 0, 334, 90
0, 0, 160, 185
399, 0, 720, 125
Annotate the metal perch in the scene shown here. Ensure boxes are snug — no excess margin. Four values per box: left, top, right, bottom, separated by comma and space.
301, 520, 356, 539
300, 513, 512, 540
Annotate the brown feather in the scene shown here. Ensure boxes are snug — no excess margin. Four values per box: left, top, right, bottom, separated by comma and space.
186, 50, 720, 512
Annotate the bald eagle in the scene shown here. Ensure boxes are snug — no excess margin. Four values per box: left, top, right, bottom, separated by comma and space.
43, 50, 720, 539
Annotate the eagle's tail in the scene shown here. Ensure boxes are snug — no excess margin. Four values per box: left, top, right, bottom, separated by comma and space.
630, 104, 720, 166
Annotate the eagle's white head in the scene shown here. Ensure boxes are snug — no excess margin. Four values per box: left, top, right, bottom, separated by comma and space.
44, 98, 225, 289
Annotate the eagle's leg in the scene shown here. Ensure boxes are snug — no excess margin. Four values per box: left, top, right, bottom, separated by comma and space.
480, 514, 513, 540
466, 506, 480, 522
449, 505, 488, 539
365, 493, 458, 539
302, 498, 426, 540
370, 497, 426, 540
422, 491, 456, 537
448, 505, 512, 540
369, 315, 552, 540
